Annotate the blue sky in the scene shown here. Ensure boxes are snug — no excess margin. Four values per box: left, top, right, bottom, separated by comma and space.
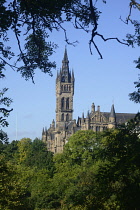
1, 0, 140, 141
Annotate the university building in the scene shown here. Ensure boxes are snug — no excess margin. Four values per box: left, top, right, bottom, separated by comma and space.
42, 49, 135, 153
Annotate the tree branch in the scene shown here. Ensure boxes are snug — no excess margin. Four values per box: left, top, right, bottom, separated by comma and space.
0, 108, 13, 113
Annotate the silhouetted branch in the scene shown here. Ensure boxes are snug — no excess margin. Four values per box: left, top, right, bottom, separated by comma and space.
0, 108, 13, 113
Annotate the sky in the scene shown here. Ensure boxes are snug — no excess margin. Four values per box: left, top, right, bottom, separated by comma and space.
1, 0, 140, 142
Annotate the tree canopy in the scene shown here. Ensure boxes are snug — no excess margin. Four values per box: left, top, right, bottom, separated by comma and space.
0, 0, 139, 79
1, 115, 140, 209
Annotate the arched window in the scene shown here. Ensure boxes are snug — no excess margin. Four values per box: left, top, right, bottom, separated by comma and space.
61, 97, 64, 109
66, 98, 69, 109
61, 85, 63, 91
96, 126, 100, 132
61, 113, 64, 121
61, 76, 65, 82
66, 114, 69, 121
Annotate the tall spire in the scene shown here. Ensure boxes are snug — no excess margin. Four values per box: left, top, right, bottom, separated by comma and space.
61, 47, 71, 83
63, 47, 69, 63
62, 47, 69, 71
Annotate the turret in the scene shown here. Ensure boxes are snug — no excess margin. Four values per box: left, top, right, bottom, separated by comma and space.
52, 119, 55, 129
91, 103, 95, 112
81, 112, 85, 123
97, 105, 100, 112
109, 104, 116, 123
81, 112, 85, 130
108, 104, 116, 129
42, 127, 47, 142
86, 110, 90, 130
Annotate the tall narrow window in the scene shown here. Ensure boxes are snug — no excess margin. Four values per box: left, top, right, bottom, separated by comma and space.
96, 126, 100, 132
61, 113, 64, 121
61, 97, 64, 109
66, 98, 69, 109
66, 114, 69, 121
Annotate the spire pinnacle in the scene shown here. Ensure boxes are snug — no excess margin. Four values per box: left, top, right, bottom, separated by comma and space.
87, 110, 90, 119
109, 104, 116, 123
63, 47, 69, 63
110, 104, 116, 118
61, 48, 70, 82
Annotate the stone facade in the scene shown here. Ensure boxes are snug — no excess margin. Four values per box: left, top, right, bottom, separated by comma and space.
42, 49, 136, 153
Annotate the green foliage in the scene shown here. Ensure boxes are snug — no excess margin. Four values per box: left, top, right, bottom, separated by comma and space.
0, 129, 9, 143
0, 155, 31, 210
0, 0, 100, 80
127, 20, 140, 103
50, 116, 140, 209
0, 115, 140, 210
0, 87, 13, 128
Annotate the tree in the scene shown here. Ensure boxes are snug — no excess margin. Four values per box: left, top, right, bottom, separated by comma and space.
51, 130, 102, 209
0, 71, 13, 140
1, 0, 133, 80
0, 153, 32, 210
126, 1, 140, 103
49, 114, 140, 209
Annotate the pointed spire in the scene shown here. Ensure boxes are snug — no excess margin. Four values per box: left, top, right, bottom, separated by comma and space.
45, 127, 48, 135
71, 69, 74, 81
63, 47, 69, 62
109, 104, 116, 123
56, 70, 59, 82
87, 110, 90, 119
61, 48, 70, 83
110, 104, 115, 118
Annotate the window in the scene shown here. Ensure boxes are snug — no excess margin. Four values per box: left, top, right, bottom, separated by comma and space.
61, 113, 64, 121
61, 76, 65, 82
66, 114, 69, 121
61, 97, 64, 109
96, 126, 100, 132
66, 98, 69, 109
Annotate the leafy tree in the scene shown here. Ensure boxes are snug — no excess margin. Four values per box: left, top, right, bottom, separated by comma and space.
51, 130, 101, 209
49, 115, 140, 209
0, 71, 13, 138
126, 2, 140, 103
1, 0, 133, 80
1, 140, 19, 160
7, 138, 55, 209
0, 154, 31, 210
96, 114, 140, 209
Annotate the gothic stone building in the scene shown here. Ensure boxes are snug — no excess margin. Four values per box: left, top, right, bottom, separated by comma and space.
42, 49, 136, 153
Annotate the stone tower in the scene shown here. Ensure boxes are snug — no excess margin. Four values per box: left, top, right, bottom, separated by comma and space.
56, 48, 75, 129
42, 48, 136, 154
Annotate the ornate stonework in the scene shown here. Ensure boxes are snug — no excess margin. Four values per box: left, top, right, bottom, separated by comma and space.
42, 49, 136, 153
